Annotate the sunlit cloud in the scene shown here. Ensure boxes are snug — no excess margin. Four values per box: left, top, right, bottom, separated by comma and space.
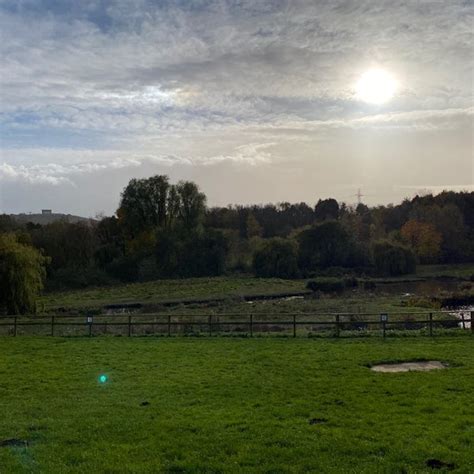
0, 0, 472, 213
0, 142, 275, 187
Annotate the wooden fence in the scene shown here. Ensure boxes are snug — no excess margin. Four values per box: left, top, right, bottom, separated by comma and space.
0, 310, 472, 338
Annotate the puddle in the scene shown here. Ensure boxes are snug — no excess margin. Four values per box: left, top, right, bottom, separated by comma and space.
371, 361, 447, 373
448, 306, 473, 329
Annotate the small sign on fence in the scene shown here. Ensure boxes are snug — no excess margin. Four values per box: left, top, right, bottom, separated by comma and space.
87, 316, 93, 324
380, 313, 388, 322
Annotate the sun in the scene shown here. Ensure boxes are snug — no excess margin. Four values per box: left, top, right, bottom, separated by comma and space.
355, 69, 398, 104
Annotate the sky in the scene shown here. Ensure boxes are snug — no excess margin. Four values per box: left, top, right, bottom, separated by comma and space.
0, 0, 473, 217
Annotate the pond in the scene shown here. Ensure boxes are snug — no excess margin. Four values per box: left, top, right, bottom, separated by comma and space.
370, 280, 472, 329
371, 280, 461, 296
447, 306, 473, 329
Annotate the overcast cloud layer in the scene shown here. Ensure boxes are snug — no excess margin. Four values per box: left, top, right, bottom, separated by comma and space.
0, 0, 472, 216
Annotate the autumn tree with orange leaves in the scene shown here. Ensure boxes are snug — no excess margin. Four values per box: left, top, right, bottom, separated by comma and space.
400, 219, 442, 263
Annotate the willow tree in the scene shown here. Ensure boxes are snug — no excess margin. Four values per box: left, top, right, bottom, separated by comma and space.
0, 234, 49, 314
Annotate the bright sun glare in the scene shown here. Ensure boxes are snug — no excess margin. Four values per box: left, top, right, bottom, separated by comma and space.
355, 69, 398, 104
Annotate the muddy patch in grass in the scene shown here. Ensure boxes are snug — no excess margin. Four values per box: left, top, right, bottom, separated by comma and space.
370, 361, 448, 373
426, 458, 456, 470
0, 439, 28, 448
309, 418, 328, 425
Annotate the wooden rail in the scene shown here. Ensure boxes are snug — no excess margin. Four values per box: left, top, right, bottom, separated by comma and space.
0, 311, 471, 338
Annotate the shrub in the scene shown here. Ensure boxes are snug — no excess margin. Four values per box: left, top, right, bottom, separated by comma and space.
363, 280, 376, 290
297, 221, 371, 271
106, 255, 141, 282
319, 266, 346, 277
372, 240, 416, 276
343, 276, 358, 288
406, 296, 440, 309
253, 238, 298, 278
297, 221, 352, 270
182, 229, 229, 277
306, 277, 345, 293
137, 257, 160, 282
47, 267, 114, 290
155, 228, 229, 278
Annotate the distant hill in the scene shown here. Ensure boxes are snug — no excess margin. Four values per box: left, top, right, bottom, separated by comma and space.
11, 212, 95, 226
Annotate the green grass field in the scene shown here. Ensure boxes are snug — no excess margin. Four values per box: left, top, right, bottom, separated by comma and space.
40, 276, 306, 311
1, 337, 473, 473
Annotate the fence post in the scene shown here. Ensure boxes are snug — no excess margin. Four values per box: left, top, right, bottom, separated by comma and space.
51, 315, 55, 336
89, 317, 92, 337
380, 313, 388, 339
167, 315, 171, 337
13, 316, 17, 337
128, 315, 132, 337
429, 312, 433, 337
249, 313, 253, 337
335, 314, 340, 338
471, 311, 473, 335
293, 314, 296, 338
461, 312, 466, 330
208, 315, 212, 337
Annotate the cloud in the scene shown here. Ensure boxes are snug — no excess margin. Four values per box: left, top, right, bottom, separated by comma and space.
252, 106, 474, 133
395, 184, 474, 192
0, 142, 275, 186
1, 0, 472, 133
0, 154, 183, 186
197, 143, 274, 165
0, 1, 472, 213
0, 162, 73, 186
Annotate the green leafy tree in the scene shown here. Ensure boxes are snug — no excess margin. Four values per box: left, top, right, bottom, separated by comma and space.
94, 216, 124, 268
297, 221, 353, 270
175, 181, 207, 230
314, 198, 339, 221
0, 215, 19, 233
118, 175, 171, 237
372, 240, 416, 276
246, 212, 263, 238
253, 238, 298, 278
154, 227, 228, 278
0, 234, 49, 314
118, 176, 206, 236
30, 221, 95, 271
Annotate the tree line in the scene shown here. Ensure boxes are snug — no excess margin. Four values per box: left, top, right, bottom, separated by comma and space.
0, 174, 473, 313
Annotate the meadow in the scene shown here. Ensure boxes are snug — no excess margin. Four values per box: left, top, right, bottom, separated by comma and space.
39, 276, 307, 312
0, 337, 473, 473
38, 263, 474, 315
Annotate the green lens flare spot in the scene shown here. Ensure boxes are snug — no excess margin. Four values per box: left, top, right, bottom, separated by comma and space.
98, 374, 108, 384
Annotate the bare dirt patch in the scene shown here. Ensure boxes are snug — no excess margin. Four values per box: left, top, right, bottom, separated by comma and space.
371, 361, 447, 373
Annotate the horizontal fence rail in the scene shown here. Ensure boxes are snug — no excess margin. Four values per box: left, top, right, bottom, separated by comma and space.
0, 311, 472, 338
